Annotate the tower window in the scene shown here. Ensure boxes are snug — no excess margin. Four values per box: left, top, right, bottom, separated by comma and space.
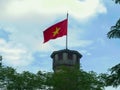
58, 53, 63, 60
68, 53, 73, 60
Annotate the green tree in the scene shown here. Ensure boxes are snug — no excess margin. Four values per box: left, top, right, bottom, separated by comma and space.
107, 0, 120, 39
106, 63, 120, 87
45, 67, 105, 90
7, 71, 45, 90
107, 18, 120, 39
0, 66, 17, 89
0, 65, 45, 90
106, 0, 120, 88
8, 71, 37, 89
113, 0, 120, 4
0, 65, 106, 90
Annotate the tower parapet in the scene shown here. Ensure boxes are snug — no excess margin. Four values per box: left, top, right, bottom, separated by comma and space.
51, 49, 82, 72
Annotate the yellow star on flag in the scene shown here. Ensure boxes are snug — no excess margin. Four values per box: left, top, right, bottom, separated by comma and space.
53, 27, 60, 36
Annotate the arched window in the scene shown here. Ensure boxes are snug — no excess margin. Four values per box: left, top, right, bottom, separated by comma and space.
68, 53, 73, 60
58, 53, 63, 60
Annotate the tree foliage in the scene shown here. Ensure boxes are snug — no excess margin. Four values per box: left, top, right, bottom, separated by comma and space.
106, 63, 120, 87
107, 18, 120, 39
113, 0, 120, 4
106, 0, 120, 88
0, 66, 17, 89
0, 66, 45, 90
0, 65, 106, 90
107, 0, 120, 39
45, 67, 105, 90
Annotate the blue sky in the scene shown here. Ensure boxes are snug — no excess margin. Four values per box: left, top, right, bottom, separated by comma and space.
0, 0, 120, 89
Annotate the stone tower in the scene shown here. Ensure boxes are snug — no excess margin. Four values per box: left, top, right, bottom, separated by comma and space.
51, 49, 82, 72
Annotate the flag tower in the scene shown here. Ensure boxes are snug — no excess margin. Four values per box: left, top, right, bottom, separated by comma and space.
43, 13, 82, 72
51, 49, 82, 72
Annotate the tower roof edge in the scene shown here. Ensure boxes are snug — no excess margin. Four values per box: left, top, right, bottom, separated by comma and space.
51, 49, 82, 59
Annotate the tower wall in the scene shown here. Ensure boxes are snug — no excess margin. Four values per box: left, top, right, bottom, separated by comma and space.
51, 49, 82, 72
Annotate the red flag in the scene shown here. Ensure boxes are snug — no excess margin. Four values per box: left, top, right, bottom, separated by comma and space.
43, 19, 68, 43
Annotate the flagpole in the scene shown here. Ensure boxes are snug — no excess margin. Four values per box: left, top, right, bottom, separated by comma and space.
66, 13, 68, 49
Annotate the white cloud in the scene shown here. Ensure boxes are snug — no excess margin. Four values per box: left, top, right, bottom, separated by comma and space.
80, 50, 92, 56
0, 0, 107, 21
69, 39, 93, 48
0, 38, 34, 67
38, 42, 56, 52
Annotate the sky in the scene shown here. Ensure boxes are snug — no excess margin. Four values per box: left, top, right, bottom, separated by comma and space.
0, 0, 120, 90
